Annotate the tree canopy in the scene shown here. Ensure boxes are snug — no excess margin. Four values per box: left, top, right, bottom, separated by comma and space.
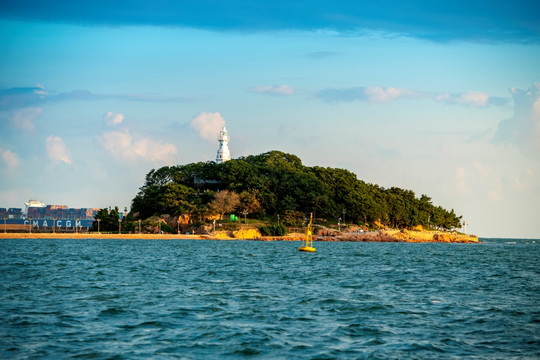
93, 206, 120, 232
130, 151, 462, 230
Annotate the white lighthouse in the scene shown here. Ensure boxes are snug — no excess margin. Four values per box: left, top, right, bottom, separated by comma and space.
216, 126, 231, 163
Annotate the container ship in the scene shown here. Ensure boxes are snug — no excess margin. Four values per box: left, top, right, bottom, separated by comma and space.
0, 200, 100, 231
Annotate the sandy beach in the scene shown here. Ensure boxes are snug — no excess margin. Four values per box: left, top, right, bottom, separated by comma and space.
0, 233, 208, 240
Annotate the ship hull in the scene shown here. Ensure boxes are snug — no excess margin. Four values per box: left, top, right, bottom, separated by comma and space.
4, 218, 94, 228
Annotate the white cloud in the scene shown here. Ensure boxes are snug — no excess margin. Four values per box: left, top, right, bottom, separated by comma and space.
459, 91, 490, 107
317, 85, 507, 106
104, 111, 124, 126
100, 130, 177, 165
364, 86, 419, 103
434, 93, 451, 102
317, 86, 420, 103
0, 85, 194, 111
0, 147, 19, 169
189, 112, 225, 141
493, 83, 540, 159
249, 85, 295, 96
45, 135, 72, 165
34, 84, 47, 96
436, 91, 490, 107
9, 107, 42, 131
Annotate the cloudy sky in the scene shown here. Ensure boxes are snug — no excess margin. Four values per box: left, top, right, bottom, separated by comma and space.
1, 1, 539, 238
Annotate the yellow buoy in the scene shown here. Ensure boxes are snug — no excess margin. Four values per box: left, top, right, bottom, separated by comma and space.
299, 213, 316, 252
299, 245, 316, 252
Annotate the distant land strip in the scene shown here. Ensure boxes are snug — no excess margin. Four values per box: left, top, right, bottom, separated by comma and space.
0, 230, 478, 243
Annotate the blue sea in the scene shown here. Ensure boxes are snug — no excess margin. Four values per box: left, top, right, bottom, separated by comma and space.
1, 238, 539, 359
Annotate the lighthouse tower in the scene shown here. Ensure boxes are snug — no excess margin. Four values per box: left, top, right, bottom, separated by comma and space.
216, 126, 231, 163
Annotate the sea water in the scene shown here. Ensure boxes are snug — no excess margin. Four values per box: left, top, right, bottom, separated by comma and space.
0, 238, 538, 359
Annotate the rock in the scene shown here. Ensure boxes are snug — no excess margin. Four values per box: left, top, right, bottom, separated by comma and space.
214, 231, 232, 239
233, 228, 262, 240
433, 233, 452, 242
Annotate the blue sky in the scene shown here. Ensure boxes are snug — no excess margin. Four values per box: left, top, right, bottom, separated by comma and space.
1, 1, 539, 238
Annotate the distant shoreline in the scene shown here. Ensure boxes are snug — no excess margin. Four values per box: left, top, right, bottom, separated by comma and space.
0, 233, 207, 240
0, 230, 479, 243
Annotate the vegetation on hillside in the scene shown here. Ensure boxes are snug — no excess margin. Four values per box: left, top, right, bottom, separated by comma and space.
125, 151, 461, 231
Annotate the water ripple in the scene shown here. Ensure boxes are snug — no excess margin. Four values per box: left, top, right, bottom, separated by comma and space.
0, 238, 539, 358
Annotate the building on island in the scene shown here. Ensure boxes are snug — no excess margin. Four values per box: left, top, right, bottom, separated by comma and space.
216, 126, 231, 163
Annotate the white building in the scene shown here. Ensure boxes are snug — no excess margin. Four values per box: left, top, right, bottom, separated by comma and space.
216, 126, 231, 163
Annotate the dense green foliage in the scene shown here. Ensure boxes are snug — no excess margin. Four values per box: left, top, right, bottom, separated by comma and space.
92, 206, 121, 232
160, 222, 175, 234
131, 151, 462, 230
259, 224, 287, 236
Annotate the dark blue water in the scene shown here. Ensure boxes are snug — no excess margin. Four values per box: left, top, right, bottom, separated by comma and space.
1, 238, 539, 359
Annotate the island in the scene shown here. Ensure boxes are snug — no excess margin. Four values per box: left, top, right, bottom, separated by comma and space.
1, 151, 478, 243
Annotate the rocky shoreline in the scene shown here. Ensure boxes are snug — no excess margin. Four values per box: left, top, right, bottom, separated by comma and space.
260, 230, 478, 243
0, 229, 478, 243
316, 230, 478, 243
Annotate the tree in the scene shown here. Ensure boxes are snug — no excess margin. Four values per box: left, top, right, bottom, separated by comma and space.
210, 190, 240, 220
238, 190, 261, 215
418, 194, 433, 226
281, 210, 305, 226
93, 206, 120, 232
159, 183, 195, 215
